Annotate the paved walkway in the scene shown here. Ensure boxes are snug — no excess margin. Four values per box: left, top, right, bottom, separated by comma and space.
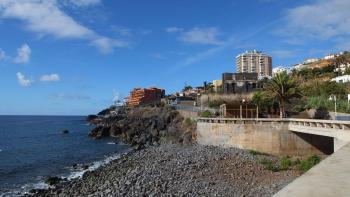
274, 142, 350, 197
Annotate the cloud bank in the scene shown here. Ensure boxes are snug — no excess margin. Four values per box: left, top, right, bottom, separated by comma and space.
280, 0, 350, 50
0, 0, 127, 53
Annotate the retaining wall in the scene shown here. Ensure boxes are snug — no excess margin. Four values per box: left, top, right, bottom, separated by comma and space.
197, 121, 333, 155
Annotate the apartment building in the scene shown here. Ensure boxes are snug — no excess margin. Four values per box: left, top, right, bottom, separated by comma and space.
126, 87, 165, 107
236, 50, 272, 77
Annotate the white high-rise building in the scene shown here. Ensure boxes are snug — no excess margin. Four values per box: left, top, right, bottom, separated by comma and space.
236, 50, 272, 77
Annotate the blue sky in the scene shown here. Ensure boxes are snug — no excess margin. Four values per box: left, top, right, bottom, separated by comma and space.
0, 0, 349, 115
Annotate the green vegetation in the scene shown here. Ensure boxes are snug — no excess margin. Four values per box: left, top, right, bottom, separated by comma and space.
201, 110, 213, 118
259, 158, 279, 172
184, 117, 195, 126
254, 53, 350, 116
248, 150, 266, 156
264, 71, 302, 118
298, 155, 321, 173
251, 91, 274, 117
208, 99, 225, 108
257, 155, 321, 173
279, 156, 292, 170
182, 85, 193, 92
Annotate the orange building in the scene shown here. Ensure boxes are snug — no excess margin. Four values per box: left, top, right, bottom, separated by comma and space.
126, 87, 165, 106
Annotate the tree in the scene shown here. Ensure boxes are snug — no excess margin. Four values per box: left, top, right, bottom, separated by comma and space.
264, 71, 301, 118
252, 91, 273, 118
182, 85, 193, 92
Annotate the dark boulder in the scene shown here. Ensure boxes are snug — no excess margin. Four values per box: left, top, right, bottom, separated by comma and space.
62, 129, 69, 134
45, 176, 62, 185
86, 115, 98, 122
89, 126, 110, 139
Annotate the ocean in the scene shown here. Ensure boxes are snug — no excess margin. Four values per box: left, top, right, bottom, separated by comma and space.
0, 115, 129, 196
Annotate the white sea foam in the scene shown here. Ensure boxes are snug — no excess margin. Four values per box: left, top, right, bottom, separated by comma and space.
67, 150, 128, 180
1, 149, 129, 197
107, 142, 116, 145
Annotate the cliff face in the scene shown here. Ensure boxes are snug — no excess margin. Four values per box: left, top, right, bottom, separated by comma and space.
88, 106, 195, 149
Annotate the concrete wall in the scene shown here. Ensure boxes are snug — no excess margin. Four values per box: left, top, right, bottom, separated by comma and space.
197, 121, 333, 155
177, 110, 199, 119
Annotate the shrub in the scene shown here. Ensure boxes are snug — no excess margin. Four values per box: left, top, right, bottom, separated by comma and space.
208, 99, 225, 108
259, 158, 279, 172
201, 110, 213, 118
249, 150, 266, 156
298, 155, 321, 173
279, 156, 292, 170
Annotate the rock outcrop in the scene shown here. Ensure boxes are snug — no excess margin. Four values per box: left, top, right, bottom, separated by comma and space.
88, 106, 195, 148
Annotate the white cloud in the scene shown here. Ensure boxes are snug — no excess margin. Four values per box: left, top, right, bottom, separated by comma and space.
14, 44, 31, 63
49, 93, 91, 100
270, 50, 297, 58
90, 37, 128, 54
16, 72, 33, 87
165, 27, 182, 33
68, 0, 101, 7
40, 74, 60, 82
282, 0, 350, 40
0, 48, 6, 60
178, 27, 222, 45
0, 0, 128, 53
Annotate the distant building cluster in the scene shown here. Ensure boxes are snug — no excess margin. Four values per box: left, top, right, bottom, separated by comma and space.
272, 66, 291, 76
126, 87, 165, 107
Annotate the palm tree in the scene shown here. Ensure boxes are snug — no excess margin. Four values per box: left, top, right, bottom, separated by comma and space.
264, 71, 301, 118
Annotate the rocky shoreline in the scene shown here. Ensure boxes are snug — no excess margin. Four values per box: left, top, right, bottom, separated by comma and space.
32, 144, 300, 197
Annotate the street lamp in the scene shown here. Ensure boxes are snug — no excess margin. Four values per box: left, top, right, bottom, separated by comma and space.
329, 95, 337, 116
240, 99, 246, 119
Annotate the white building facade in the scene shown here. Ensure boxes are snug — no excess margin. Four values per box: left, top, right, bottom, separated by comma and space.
236, 50, 272, 77
331, 75, 350, 83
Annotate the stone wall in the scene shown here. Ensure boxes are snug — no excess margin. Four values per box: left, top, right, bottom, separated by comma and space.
197, 121, 334, 155
177, 110, 199, 119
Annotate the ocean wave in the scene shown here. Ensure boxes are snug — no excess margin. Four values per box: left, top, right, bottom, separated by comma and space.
67, 151, 125, 180
0, 150, 129, 197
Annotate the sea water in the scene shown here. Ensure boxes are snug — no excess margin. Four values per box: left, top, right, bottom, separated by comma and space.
0, 115, 128, 196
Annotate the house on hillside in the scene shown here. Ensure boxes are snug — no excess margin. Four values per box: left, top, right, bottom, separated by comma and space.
272, 66, 291, 76
331, 75, 350, 84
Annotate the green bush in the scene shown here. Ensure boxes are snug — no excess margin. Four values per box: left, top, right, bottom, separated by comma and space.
208, 99, 225, 108
201, 110, 213, 118
184, 117, 195, 126
259, 158, 279, 172
249, 150, 261, 156
298, 155, 321, 173
306, 96, 350, 114
279, 156, 292, 170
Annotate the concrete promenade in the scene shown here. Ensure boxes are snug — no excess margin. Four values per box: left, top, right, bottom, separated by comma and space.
274, 142, 350, 197
196, 118, 350, 196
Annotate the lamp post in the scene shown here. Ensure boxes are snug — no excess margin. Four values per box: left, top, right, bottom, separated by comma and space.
240, 99, 246, 119
329, 95, 337, 117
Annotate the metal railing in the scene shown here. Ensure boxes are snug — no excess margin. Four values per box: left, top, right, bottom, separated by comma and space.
197, 118, 350, 131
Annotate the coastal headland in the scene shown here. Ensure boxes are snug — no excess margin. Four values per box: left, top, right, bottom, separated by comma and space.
30, 106, 302, 196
